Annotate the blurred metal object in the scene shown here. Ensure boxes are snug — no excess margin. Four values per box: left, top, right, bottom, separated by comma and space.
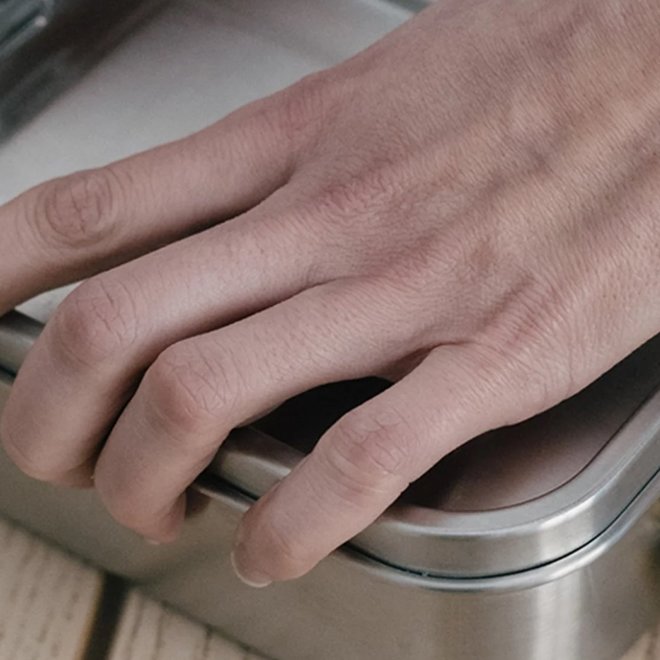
0, 0, 52, 59
0, 0, 167, 141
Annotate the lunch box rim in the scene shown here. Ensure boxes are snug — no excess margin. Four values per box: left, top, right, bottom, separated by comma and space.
1, 310, 659, 577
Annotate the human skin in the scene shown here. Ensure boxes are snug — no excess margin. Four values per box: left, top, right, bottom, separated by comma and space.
1, 0, 659, 587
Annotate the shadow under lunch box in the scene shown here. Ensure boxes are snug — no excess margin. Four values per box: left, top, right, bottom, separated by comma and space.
0, 1, 658, 658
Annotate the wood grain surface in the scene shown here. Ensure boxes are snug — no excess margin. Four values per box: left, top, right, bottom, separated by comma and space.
0, 514, 657, 659
0, 518, 102, 660
108, 591, 248, 660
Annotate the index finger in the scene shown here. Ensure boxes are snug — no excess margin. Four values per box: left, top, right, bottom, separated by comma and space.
0, 92, 300, 315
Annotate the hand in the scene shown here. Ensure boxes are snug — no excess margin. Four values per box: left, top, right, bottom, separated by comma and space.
1, 0, 659, 587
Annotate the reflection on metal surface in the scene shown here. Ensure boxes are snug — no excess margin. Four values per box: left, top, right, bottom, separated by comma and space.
0, 0, 51, 58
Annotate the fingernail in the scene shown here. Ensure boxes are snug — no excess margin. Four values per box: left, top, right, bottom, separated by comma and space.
145, 538, 161, 546
230, 550, 272, 588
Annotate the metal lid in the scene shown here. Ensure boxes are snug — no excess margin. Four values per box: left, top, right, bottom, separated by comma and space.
1, 305, 659, 577
207, 336, 660, 577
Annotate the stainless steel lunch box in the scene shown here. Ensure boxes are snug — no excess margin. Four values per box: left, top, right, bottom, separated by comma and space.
0, 1, 658, 658
0, 307, 659, 660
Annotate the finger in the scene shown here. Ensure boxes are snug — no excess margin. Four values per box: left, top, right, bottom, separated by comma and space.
0, 192, 319, 487
92, 279, 415, 542
0, 92, 300, 315
231, 344, 539, 586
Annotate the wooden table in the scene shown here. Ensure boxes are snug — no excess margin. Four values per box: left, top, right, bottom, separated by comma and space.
0, 516, 265, 660
0, 515, 656, 660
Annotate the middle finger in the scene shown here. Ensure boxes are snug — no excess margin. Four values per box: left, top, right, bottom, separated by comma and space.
94, 277, 413, 542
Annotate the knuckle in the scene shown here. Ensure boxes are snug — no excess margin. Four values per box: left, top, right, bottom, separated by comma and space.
314, 168, 397, 221
464, 340, 558, 423
316, 179, 363, 219
264, 72, 334, 147
468, 277, 576, 417
34, 169, 123, 250
51, 277, 139, 368
146, 344, 240, 435
319, 412, 412, 504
